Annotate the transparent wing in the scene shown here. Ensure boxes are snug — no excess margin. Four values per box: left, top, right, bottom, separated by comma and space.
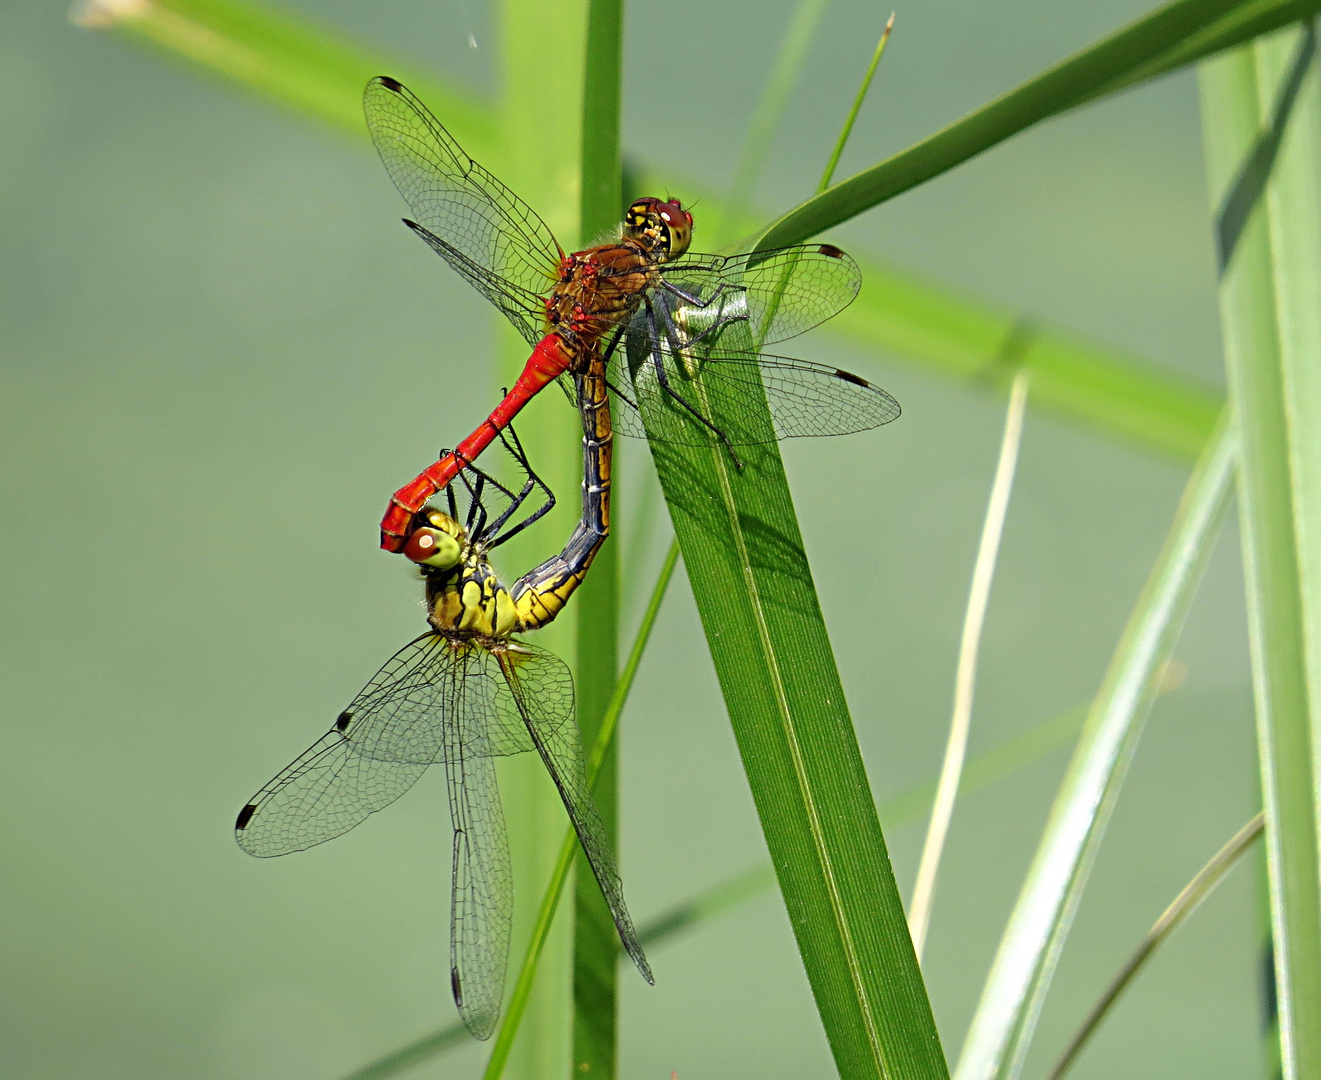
405, 220, 546, 347
437, 646, 514, 1041
607, 339, 901, 446
364, 76, 561, 342
233, 633, 462, 857
657, 244, 861, 347
495, 641, 654, 985
234, 634, 530, 1039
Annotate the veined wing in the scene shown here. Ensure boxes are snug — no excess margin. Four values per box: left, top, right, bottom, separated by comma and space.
364, 77, 563, 337
234, 634, 533, 855
656, 245, 861, 348
233, 633, 447, 857
608, 340, 901, 446
438, 646, 516, 1041
494, 641, 654, 985
406, 220, 546, 347
235, 634, 528, 1039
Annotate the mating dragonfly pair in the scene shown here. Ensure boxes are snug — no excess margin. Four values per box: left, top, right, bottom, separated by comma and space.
235, 75, 900, 1040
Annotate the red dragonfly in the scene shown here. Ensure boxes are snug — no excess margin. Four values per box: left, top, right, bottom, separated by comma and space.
365, 76, 900, 553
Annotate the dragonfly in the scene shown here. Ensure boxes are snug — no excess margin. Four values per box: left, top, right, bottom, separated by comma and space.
235, 366, 644, 1039
364, 75, 900, 553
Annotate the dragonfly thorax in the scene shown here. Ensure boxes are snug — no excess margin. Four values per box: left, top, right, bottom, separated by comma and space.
425, 553, 519, 639
545, 246, 653, 352
540, 197, 692, 356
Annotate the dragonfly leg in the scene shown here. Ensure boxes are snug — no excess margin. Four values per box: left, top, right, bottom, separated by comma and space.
658, 277, 727, 309
431, 401, 560, 548
604, 376, 638, 412
466, 472, 489, 539
653, 284, 746, 350
599, 322, 628, 364
640, 304, 743, 468
650, 355, 743, 467
441, 459, 459, 521
484, 423, 557, 549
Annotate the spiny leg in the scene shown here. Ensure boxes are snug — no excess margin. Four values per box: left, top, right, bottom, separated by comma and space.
641, 299, 743, 467
485, 421, 557, 549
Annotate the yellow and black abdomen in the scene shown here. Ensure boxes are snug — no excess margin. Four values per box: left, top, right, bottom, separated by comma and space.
510, 359, 613, 631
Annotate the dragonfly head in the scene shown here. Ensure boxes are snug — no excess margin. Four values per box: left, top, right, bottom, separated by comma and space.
403, 509, 466, 570
624, 197, 692, 260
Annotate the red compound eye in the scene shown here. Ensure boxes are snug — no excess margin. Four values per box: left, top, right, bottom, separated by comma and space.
404, 528, 441, 563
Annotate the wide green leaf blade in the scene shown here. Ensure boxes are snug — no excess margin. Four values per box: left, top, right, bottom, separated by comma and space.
641, 348, 945, 1077
1198, 27, 1321, 1075
954, 417, 1236, 1080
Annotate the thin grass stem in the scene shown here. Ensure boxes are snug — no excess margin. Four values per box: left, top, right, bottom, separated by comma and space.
573, 0, 626, 1069
908, 370, 1030, 961
818, 13, 894, 192
1044, 812, 1265, 1080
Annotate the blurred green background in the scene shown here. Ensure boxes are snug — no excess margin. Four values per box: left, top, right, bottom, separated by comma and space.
0, 0, 1262, 1077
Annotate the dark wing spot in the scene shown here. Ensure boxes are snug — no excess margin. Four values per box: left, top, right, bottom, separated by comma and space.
816, 244, 845, 259
835, 368, 870, 387
451, 968, 463, 1005
336, 711, 352, 732
377, 75, 403, 92
235, 804, 257, 830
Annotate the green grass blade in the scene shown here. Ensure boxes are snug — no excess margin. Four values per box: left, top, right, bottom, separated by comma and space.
334, 699, 1087, 1080
1044, 812, 1266, 1080
1198, 28, 1321, 1075
573, 2, 625, 1074
753, 0, 1321, 253
818, 13, 895, 192
1075, 0, 1321, 104
954, 416, 1237, 1080
87, 0, 1229, 461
